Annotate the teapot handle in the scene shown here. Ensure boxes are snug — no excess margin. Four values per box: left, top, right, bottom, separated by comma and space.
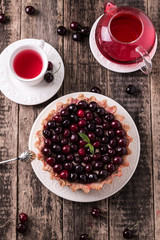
136, 46, 152, 74
104, 0, 117, 13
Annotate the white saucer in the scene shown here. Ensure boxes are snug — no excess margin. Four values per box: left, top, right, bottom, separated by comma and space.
0, 39, 64, 105
89, 15, 157, 73
29, 92, 140, 202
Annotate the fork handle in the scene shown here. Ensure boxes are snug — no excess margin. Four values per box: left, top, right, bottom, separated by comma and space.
0, 157, 19, 164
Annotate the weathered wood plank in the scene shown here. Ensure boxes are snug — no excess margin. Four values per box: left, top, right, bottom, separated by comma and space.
108, 0, 154, 239
148, 0, 160, 239
63, 1, 109, 240
0, 0, 20, 239
17, 1, 64, 239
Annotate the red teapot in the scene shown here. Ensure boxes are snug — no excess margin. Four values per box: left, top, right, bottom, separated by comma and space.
95, 1, 156, 74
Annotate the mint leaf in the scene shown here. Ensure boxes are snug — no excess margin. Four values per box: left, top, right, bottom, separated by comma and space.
89, 144, 94, 156
85, 143, 90, 148
78, 132, 90, 143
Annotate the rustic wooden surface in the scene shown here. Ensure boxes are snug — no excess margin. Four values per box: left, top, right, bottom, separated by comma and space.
0, 0, 159, 239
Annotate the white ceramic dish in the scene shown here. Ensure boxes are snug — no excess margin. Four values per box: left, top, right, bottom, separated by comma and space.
89, 15, 157, 73
29, 92, 140, 202
0, 39, 64, 105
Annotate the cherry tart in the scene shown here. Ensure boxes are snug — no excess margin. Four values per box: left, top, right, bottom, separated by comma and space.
35, 94, 132, 193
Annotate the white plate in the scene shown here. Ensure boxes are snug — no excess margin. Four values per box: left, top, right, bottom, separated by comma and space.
89, 15, 157, 73
0, 39, 64, 105
29, 92, 140, 202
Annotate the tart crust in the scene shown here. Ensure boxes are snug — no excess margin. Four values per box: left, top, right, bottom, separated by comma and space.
35, 94, 132, 193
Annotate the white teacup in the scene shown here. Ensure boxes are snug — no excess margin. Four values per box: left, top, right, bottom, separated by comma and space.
8, 40, 48, 86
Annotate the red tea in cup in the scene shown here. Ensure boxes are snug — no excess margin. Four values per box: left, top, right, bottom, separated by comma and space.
13, 49, 43, 79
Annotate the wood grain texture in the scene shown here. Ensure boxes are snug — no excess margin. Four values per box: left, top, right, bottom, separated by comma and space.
0, 0, 20, 239
148, 0, 160, 239
17, 1, 64, 239
108, 0, 154, 239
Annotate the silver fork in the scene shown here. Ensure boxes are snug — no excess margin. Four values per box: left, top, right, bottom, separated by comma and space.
0, 150, 36, 164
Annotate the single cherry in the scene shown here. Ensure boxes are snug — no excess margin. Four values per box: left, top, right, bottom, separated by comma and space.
54, 114, 62, 123
44, 72, 54, 83
70, 124, 78, 132
0, 13, 7, 23
91, 207, 101, 218
79, 233, 91, 240
53, 164, 63, 173
91, 86, 101, 94
70, 21, 80, 30
59, 170, 69, 180
80, 26, 90, 36
19, 213, 28, 223
16, 223, 27, 233
25, 6, 35, 15
78, 148, 86, 157
57, 26, 66, 35
46, 157, 56, 166
123, 228, 133, 239
72, 32, 82, 41
77, 109, 85, 118
47, 61, 53, 71
126, 85, 136, 94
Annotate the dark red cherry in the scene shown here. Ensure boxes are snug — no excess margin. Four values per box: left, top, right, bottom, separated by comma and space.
116, 147, 127, 155
100, 145, 108, 154
103, 122, 110, 130
104, 113, 114, 122
88, 173, 98, 183
79, 174, 87, 183
83, 155, 92, 164
97, 107, 105, 116
70, 21, 80, 30
57, 26, 66, 35
118, 138, 127, 147
78, 119, 87, 127
70, 133, 78, 143
77, 109, 85, 118
75, 156, 83, 163
111, 120, 121, 129
79, 233, 91, 240
63, 128, 71, 137
69, 172, 78, 182
91, 86, 101, 93
102, 155, 111, 164
72, 32, 82, 41
59, 170, 69, 180
78, 148, 86, 157
85, 164, 93, 173
47, 120, 56, 129
70, 124, 78, 132
54, 126, 63, 134
25, 6, 35, 15
54, 114, 62, 123
46, 157, 56, 166
93, 141, 101, 148
108, 129, 115, 138
64, 162, 73, 171
86, 111, 93, 121
116, 129, 126, 137
56, 154, 66, 163
79, 128, 87, 134
19, 213, 28, 223
68, 104, 77, 112
101, 136, 109, 144
61, 138, 68, 146
52, 134, 60, 143
44, 138, 52, 147
80, 26, 90, 36
42, 147, 52, 156
61, 109, 69, 117
52, 144, 61, 153
113, 156, 123, 165
94, 161, 103, 170
95, 116, 102, 124
93, 153, 101, 161
107, 163, 116, 173
99, 169, 108, 180
62, 119, 70, 127
16, 223, 26, 233
0, 13, 7, 23
91, 207, 101, 218
79, 139, 87, 147
109, 138, 117, 147
78, 100, 88, 109
44, 72, 54, 83
47, 61, 53, 71
126, 85, 136, 94
67, 154, 74, 162
123, 228, 133, 239
62, 145, 71, 154
70, 114, 79, 123
87, 122, 96, 131
95, 127, 104, 137
88, 132, 96, 142
70, 144, 78, 152
53, 164, 63, 173
43, 129, 51, 138
88, 101, 97, 111
75, 164, 84, 174
108, 148, 116, 157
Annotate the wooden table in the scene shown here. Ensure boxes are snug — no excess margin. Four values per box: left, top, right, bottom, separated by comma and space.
0, 0, 159, 239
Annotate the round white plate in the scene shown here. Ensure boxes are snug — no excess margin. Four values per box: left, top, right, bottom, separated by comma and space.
89, 15, 157, 73
0, 39, 64, 105
29, 92, 140, 202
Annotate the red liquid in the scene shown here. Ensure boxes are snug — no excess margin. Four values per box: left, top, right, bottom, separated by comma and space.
110, 13, 142, 43
13, 49, 43, 79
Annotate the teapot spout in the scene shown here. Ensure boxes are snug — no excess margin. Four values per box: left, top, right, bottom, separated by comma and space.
104, 0, 117, 13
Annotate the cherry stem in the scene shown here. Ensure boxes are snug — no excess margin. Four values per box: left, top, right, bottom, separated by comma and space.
130, 220, 141, 230
53, 62, 61, 75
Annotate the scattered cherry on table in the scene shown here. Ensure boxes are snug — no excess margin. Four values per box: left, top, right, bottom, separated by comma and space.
0, 13, 7, 23
91, 207, 101, 218
126, 85, 136, 94
57, 26, 66, 36
123, 228, 133, 239
91, 86, 101, 94
44, 72, 54, 83
25, 6, 35, 15
19, 213, 28, 223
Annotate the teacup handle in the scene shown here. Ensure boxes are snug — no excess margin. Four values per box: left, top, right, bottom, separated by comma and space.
37, 39, 45, 49
104, 0, 117, 13
136, 46, 152, 74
